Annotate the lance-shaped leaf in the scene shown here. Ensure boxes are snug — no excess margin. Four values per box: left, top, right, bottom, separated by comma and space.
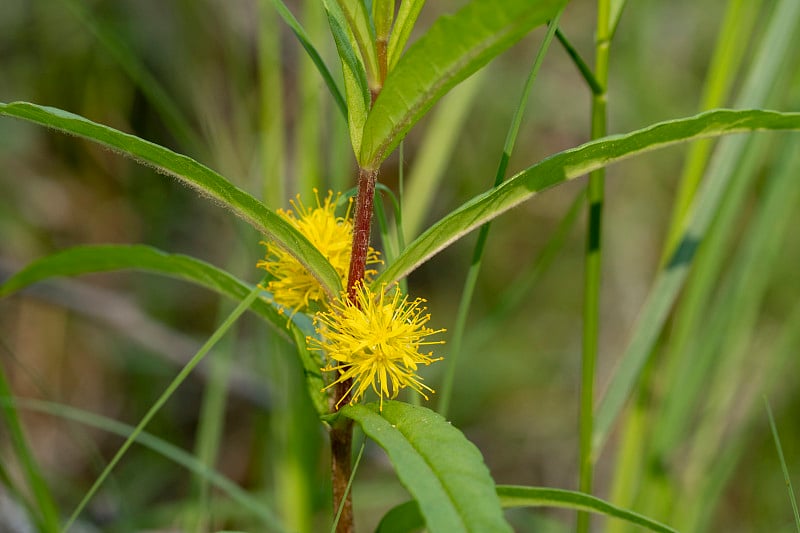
358, 0, 566, 168
373, 108, 800, 287
342, 401, 511, 533
0, 101, 342, 298
0, 244, 328, 417
376, 486, 677, 533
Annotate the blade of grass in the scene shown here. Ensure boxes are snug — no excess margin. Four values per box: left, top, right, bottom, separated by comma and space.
0, 363, 60, 533
61, 278, 265, 531
661, 0, 760, 258
58, 0, 203, 152
764, 397, 800, 532
398, 69, 485, 241
0, 397, 284, 530
270, 0, 347, 119
438, 9, 563, 418
258, 0, 286, 206
593, 0, 800, 453
295, 0, 326, 198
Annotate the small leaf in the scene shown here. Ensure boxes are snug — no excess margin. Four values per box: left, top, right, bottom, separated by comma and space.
373, 108, 800, 287
322, 0, 372, 154
342, 401, 511, 533
359, 0, 566, 168
0, 101, 342, 299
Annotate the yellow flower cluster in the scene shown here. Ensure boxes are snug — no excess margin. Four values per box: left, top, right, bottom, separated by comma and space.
257, 190, 380, 314
258, 190, 444, 410
310, 282, 444, 411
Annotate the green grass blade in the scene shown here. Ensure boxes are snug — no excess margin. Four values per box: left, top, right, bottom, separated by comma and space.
0, 101, 342, 298
498, 486, 677, 533
0, 397, 284, 531
61, 279, 264, 531
386, 0, 425, 71
270, 0, 347, 119
342, 401, 512, 533
358, 0, 566, 168
375, 486, 677, 533
764, 397, 800, 532
662, 0, 759, 258
400, 69, 485, 241
596, 0, 800, 459
373, 108, 800, 288
58, 0, 203, 152
0, 364, 60, 532
258, 0, 287, 206
438, 11, 563, 418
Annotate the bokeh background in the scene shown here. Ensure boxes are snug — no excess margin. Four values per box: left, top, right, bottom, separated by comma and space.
1, 0, 799, 531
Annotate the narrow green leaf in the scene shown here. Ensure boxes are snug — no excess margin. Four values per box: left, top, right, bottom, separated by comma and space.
0, 365, 60, 532
342, 401, 511, 533
386, 0, 425, 71
373, 108, 800, 287
0, 397, 284, 531
322, 0, 372, 154
0, 101, 342, 298
359, 0, 566, 168
375, 486, 677, 533
764, 398, 800, 532
497, 486, 677, 533
335, 0, 379, 87
62, 281, 263, 531
0, 244, 329, 417
270, 0, 348, 119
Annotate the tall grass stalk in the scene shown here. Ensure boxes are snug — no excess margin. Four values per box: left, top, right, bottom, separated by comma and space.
578, 1, 610, 531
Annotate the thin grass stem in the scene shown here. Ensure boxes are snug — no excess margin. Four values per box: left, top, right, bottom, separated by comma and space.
578, 1, 610, 531
437, 7, 564, 418
61, 280, 267, 532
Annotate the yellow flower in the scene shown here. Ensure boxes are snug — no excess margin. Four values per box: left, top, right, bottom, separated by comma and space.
309, 282, 445, 411
257, 190, 381, 314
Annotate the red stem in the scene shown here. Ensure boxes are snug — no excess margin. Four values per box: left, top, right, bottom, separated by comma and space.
329, 165, 378, 533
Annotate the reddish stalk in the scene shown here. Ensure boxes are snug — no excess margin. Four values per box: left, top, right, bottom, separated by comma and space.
329, 165, 379, 533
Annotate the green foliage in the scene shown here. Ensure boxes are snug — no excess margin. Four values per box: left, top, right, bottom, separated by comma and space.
2, 1, 799, 531
342, 401, 511, 533
374, 109, 800, 288
358, 0, 566, 168
0, 102, 342, 298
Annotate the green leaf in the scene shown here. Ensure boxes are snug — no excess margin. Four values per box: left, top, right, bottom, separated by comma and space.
270, 0, 348, 119
0, 397, 284, 531
386, 0, 425, 71
376, 486, 678, 533
342, 401, 511, 533
0, 244, 328, 417
323, 0, 372, 155
0, 101, 342, 298
335, 0, 379, 86
358, 0, 566, 168
373, 108, 800, 287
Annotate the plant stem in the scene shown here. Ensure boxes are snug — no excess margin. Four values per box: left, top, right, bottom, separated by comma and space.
329, 165, 379, 533
578, 1, 610, 532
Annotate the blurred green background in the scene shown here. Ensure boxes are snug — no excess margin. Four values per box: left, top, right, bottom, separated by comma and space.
1, 0, 798, 531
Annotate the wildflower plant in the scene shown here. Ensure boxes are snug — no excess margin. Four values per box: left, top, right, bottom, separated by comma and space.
1, 1, 800, 532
